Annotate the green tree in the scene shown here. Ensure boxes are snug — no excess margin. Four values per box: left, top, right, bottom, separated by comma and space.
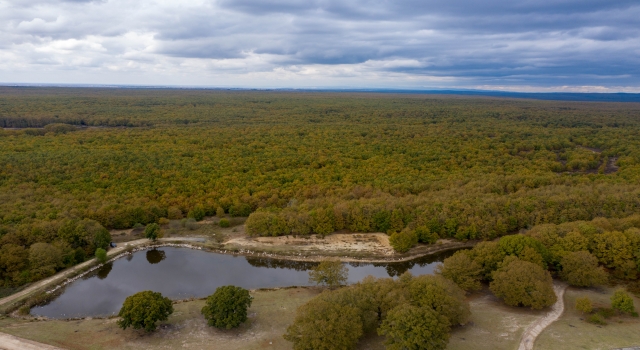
144, 223, 160, 241
283, 298, 363, 350
117, 291, 173, 332
575, 296, 592, 314
611, 290, 635, 313
378, 304, 450, 350
490, 257, 557, 309
408, 275, 470, 326
416, 225, 438, 244
436, 250, 482, 292
389, 228, 418, 253
498, 235, 550, 266
308, 260, 348, 289
95, 248, 107, 263
187, 205, 206, 221
559, 251, 607, 287
201, 286, 253, 329
468, 241, 505, 280
28, 242, 63, 280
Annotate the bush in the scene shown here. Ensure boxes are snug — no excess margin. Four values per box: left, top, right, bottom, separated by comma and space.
117, 291, 173, 332
95, 248, 107, 263
185, 218, 198, 230
611, 290, 635, 313
490, 256, 557, 309
575, 296, 593, 314
219, 218, 230, 227
309, 260, 348, 289
158, 217, 170, 225
560, 251, 607, 287
389, 228, 418, 253
201, 286, 253, 329
216, 207, 225, 218
587, 313, 607, 325
144, 223, 160, 241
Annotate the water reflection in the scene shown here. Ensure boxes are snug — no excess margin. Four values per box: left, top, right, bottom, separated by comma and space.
146, 249, 166, 264
31, 247, 458, 319
96, 263, 113, 280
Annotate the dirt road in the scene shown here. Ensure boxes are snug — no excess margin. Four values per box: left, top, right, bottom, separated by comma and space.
0, 332, 63, 350
517, 282, 568, 350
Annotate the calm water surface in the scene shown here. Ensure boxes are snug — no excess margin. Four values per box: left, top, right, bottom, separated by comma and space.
32, 247, 456, 318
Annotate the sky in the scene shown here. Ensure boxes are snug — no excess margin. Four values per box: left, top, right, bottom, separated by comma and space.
1, 0, 639, 92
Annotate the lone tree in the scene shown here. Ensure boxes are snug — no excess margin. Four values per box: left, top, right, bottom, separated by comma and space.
490, 256, 557, 309
611, 289, 635, 314
95, 248, 107, 263
144, 223, 160, 241
117, 291, 173, 332
378, 304, 451, 350
575, 296, 593, 314
201, 285, 253, 329
308, 260, 348, 289
559, 251, 607, 287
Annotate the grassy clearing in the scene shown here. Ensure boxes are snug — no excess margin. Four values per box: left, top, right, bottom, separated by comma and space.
0, 287, 320, 350
535, 286, 640, 350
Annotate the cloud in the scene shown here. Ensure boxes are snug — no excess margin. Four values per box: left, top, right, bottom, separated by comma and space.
0, 0, 639, 90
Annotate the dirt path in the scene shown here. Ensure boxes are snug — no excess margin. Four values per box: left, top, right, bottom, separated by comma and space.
517, 282, 568, 350
0, 331, 63, 350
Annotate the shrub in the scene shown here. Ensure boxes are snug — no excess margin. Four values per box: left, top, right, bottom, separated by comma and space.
216, 206, 225, 218
201, 286, 253, 329
158, 217, 170, 225
309, 260, 348, 289
117, 291, 173, 332
587, 313, 607, 325
389, 228, 418, 253
144, 223, 160, 241
490, 256, 557, 309
185, 218, 198, 230
560, 251, 607, 287
95, 248, 107, 264
219, 218, 230, 228
611, 290, 635, 313
575, 296, 593, 314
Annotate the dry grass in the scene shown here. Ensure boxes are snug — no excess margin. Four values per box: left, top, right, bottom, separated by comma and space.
534, 285, 640, 350
0, 287, 319, 350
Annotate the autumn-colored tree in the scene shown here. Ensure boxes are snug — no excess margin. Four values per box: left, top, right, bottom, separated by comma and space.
28, 243, 63, 280
490, 257, 557, 309
436, 250, 482, 292
201, 286, 253, 329
378, 304, 451, 350
283, 298, 363, 350
575, 296, 592, 314
389, 228, 418, 253
559, 251, 607, 287
468, 241, 505, 280
308, 260, 348, 289
117, 291, 173, 332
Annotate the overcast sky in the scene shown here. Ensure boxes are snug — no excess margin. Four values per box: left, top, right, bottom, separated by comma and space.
1, 0, 639, 91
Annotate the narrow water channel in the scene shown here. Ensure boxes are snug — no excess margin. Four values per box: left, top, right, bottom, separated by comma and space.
31, 247, 457, 319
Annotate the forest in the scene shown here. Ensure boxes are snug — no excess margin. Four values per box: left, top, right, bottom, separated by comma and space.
1, 87, 640, 287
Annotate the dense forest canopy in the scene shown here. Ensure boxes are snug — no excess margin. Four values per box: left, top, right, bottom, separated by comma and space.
1, 88, 640, 285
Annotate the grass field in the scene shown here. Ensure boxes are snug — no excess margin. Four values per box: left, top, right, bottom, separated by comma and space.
535, 286, 640, 350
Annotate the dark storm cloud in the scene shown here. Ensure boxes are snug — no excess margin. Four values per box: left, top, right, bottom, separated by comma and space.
1, 0, 639, 90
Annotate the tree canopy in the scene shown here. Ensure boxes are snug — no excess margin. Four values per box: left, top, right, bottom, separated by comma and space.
201, 285, 253, 329
117, 291, 174, 332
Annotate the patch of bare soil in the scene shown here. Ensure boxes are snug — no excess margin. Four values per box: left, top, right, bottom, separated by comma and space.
226, 233, 394, 255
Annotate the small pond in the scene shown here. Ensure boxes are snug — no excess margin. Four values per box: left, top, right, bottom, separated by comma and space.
31, 247, 457, 319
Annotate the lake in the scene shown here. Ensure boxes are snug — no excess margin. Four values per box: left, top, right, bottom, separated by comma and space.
31, 247, 457, 318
